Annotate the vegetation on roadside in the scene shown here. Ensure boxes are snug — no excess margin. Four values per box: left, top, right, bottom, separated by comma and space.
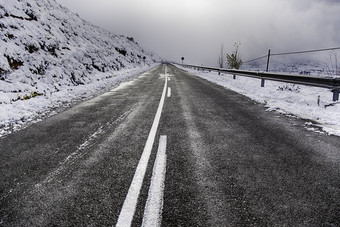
15, 91, 43, 102
226, 42, 243, 69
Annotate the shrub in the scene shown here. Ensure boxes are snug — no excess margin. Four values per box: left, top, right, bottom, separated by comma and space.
226, 42, 242, 69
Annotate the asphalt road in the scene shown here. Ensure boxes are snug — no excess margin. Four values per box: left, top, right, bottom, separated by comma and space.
1, 64, 340, 226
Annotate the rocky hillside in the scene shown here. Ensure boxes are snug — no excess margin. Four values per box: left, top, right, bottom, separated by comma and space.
0, 0, 159, 104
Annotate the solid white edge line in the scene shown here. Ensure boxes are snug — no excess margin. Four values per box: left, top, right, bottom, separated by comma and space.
142, 135, 167, 227
116, 75, 168, 227
167, 87, 171, 98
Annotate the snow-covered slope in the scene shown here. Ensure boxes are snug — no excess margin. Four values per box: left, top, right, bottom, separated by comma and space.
0, 0, 161, 137
243, 61, 333, 77
0, 0, 159, 104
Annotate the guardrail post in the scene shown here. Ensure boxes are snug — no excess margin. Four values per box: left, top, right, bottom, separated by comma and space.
257, 72, 265, 87
332, 88, 340, 101
261, 77, 265, 87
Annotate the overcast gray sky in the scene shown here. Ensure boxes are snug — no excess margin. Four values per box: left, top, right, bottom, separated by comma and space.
56, 0, 340, 66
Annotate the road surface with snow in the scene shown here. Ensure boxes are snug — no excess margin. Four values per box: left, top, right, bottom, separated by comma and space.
1, 64, 340, 226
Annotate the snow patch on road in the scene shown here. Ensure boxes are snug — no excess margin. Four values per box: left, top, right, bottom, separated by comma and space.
35, 103, 136, 187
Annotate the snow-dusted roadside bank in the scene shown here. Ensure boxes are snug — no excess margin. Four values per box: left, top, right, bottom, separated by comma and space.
0, 64, 158, 137
180, 66, 340, 136
0, 0, 161, 137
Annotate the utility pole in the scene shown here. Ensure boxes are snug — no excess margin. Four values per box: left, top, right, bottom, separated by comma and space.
266, 49, 271, 72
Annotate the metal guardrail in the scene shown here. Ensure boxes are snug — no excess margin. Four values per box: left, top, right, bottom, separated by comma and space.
176, 63, 340, 101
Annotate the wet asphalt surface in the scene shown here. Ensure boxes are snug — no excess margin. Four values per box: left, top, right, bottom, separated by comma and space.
1, 64, 340, 226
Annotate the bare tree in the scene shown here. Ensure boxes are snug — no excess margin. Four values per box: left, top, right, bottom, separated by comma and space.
218, 43, 224, 68
226, 42, 242, 69
325, 50, 339, 76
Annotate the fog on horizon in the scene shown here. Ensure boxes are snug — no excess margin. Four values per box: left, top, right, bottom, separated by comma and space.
57, 0, 340, 66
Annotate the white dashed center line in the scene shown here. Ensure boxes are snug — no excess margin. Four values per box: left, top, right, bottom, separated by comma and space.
142, 135, 167, 227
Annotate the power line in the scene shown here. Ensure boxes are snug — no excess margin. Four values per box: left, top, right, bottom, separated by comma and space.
272, 46, 340, 56
244, 46, 340, 63
243, 55, 268, 63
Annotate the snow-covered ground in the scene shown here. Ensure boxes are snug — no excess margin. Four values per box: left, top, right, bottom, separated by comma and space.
180, 66, 340, 137
242, 59, 335, 77
0, 0, 161, 137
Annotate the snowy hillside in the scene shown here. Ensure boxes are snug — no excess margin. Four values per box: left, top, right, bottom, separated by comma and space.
0, 0, 161, 137
0, 0, 159, 104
